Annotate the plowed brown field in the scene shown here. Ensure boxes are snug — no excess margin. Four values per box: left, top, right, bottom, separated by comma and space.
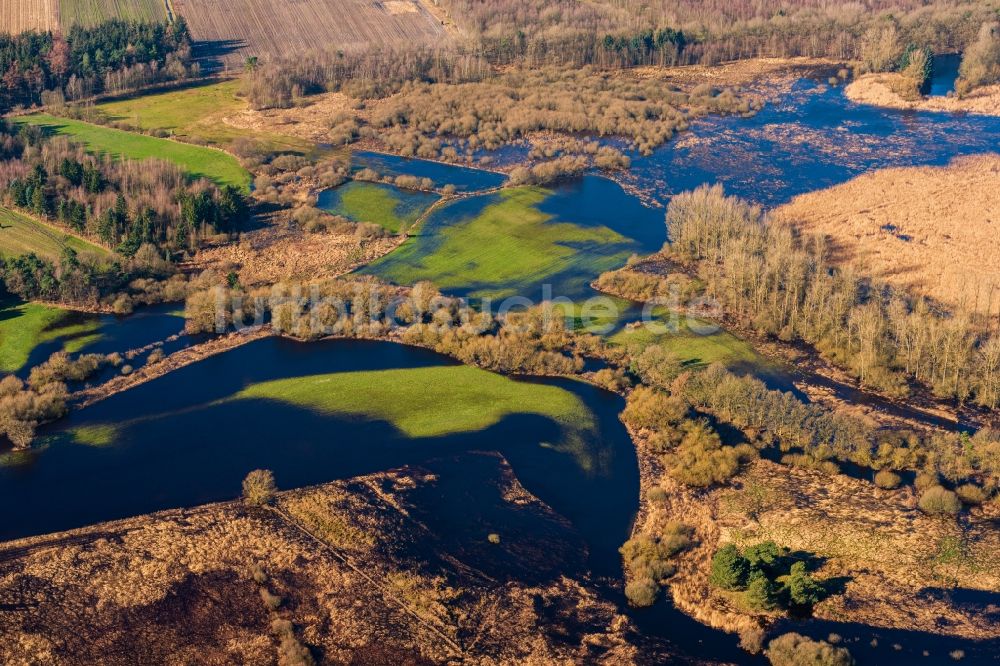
0, 0, 58, 33
173, 0, 450, 67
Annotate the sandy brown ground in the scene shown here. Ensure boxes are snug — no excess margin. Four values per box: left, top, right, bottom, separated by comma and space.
772, 153, 1000, 317
631, 454, 1000, 645
0, 453, 673, 665
224, 92, 359, 144
633, 57, 841, 88
846, 74, 1000, 117
173, 0, 450, 68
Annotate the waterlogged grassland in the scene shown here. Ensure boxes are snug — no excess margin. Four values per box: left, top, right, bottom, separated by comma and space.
319, 181, 438, 233
607, 312, 759, 370
0, 301, 100, 373
364, 185, 657, 300
0, 206, 111, 263
94, 80, 313, 153
61, 362, 602, 469
13, 115, 251, 191
233, 365, 592, 438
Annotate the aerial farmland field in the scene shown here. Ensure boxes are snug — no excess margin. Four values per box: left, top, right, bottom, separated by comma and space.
0, 206, 111, 264
59, 0, 166, 28
0, 0, 58, 33
172, 0, 451, 66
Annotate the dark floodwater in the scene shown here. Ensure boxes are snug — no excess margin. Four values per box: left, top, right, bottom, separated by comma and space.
19, 302, 189, 378
928, 54, 961, 97
4, 339, 639, 577
622, 75, 1000, 207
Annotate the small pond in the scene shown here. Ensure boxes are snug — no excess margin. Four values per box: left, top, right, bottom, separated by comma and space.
928, 53, 962, 97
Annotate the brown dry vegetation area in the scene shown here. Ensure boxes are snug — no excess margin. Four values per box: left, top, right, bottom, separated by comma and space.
632, 456, 1000, 644
224, 91, 357, 144
227, 59, 820, 162
0, 0, 57, 33
846, 74, 1000, 116
0, 453, 669, 664
772, 154, 1000, 317
172, 0, 450, 67
189, 211, 402, 288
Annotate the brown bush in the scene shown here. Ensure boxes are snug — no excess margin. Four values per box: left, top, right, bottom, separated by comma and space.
918, 486, 962, 516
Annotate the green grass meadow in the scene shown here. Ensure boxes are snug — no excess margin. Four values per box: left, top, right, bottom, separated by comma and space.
93, 80, 314, 154
233, 365, 592, 439
13, 115, 251, 191
65, 363, 602, 471
0, 207, 111, 264
0, 300, 101, 373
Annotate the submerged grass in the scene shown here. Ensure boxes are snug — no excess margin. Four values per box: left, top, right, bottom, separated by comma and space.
364, 186, 642, 300
607, 311, 760, 370
13, 114, 251, 191
232, 365, 591, 438
62, 362, 604, 473
321, 181, 438, 233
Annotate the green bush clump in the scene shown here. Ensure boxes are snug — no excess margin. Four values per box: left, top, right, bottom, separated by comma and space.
785, 561, 824, 609
745, 569, 779, 611
710, 542, 829, 615
709, 543, 749, 590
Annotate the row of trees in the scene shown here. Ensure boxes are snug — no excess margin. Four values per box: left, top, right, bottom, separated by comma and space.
621, 343, 999, 499
184, 278, 594, 378
434, 0, 994, 68
241, 48, 491, 110
0, 122, 247, 259
0, 19, 193, 112
666, 184, 1000, 407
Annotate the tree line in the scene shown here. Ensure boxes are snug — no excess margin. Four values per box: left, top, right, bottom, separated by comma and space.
665, 183, 1000, 408
0, 120, 247, 304
0, 18, 194, 113
433, 0, 996, 68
